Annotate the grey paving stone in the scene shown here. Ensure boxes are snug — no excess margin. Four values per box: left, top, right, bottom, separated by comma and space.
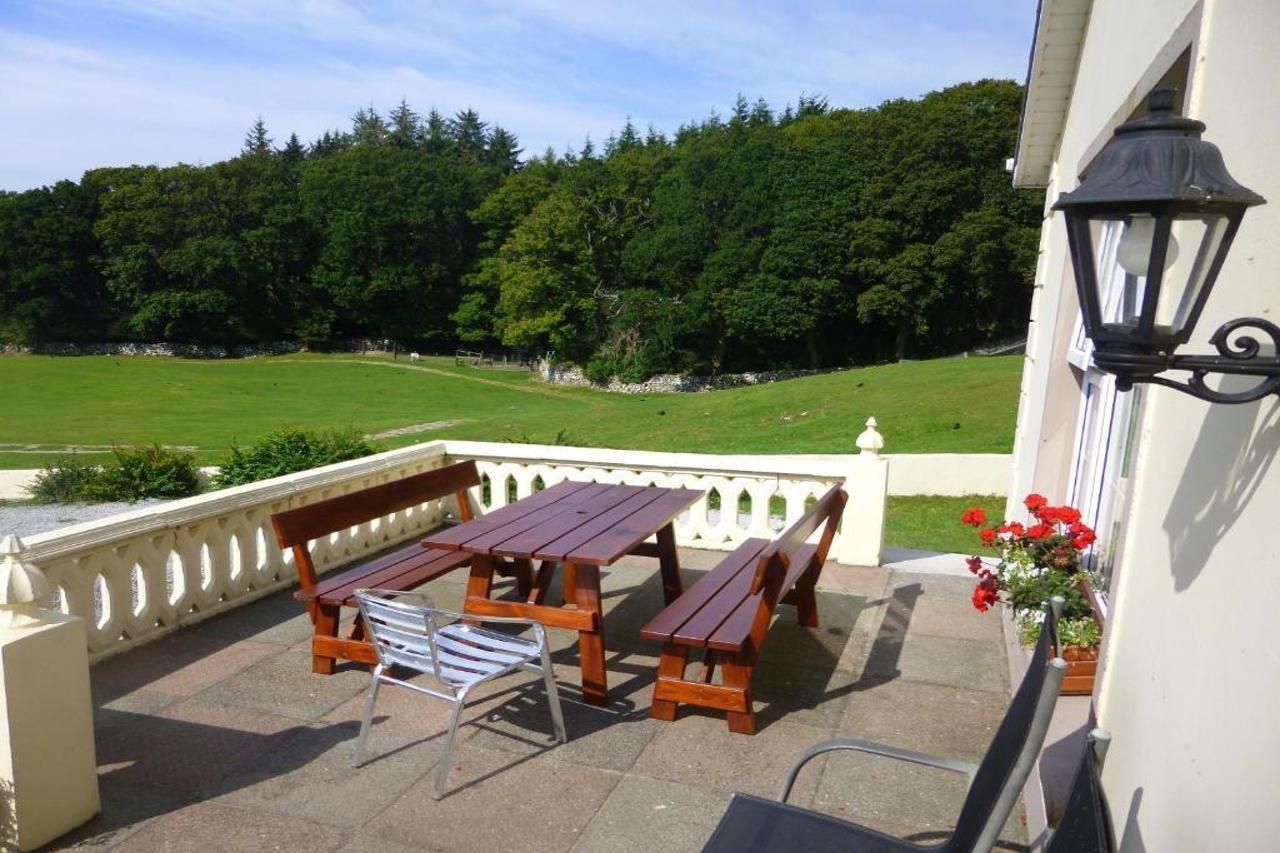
42, 779, 187, 851
573, 773, 732, 853
862, 632, 1010, 694
751, 658, 860, 730
368, 743, 622, 852
95, 697, 307, 798
837, 678, 1007, 762
189, 589, 316, 646
198, 648, 370, 720
213, 722, 438, 827
888, 571, 981, 602
110, 801, 347, 852
632, 715, 832, 803
92, 687, 176, 738
816, 564, 890, 597
811, 748, 972, 835
91, 631, 250, 701
465, 673, 662, 771
890, 595, 1004, 643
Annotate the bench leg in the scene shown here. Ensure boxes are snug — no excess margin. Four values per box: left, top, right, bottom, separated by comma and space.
794, 572, 820, 628
721, 656, 756, 735
312, 603, 340, 675
650, 644, 689, 721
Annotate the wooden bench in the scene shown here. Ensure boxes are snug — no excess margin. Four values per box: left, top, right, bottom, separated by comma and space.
270, 460, 481, 674
639, 484, 847, 734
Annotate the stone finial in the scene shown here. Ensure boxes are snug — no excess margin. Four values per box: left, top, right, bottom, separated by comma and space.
0, 534, 52, 628
856, 417, 885, 455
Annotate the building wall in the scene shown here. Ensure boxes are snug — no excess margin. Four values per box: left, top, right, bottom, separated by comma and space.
1015, 1, 1280, 848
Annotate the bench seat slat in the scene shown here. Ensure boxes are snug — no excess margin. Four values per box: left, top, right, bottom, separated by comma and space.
638, 539, 769, 644
705, 544, 818, 651
295, 545, 469, 605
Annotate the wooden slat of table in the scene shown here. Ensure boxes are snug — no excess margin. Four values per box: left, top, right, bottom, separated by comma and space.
462, 481, 618, 554
424, 479, 588, 550
638, 538, 769, 643
562, 488, 703, 565
533, 488, 673, 563
492, 484, 648, 559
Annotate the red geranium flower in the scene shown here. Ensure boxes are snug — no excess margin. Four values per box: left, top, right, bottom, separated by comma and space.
1054, 506, 1082, 524
979, 528, 998, 546
1008, 522, 1026, 537
1024, 493, 1048, 511
971, 581, 1000, 612
1026, 523, 1051, 539
961, 507, 987, 527
966, 555, 983, 574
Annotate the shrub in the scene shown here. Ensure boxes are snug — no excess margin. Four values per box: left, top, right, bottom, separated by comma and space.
89, 446, 201, 502
27, 446, 200, 503
213, 427, 377, 488
27, 456, 106, 503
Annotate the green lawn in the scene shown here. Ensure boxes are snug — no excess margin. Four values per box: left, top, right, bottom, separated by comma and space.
885, 494, 1008, 555
0, 352, 1021, 550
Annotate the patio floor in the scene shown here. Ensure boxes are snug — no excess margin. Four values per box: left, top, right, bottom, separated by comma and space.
50, 548, 1024, 852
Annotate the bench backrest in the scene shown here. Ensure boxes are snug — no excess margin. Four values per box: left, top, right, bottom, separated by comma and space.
750, 483, 847, 599
271, 460, 481, 590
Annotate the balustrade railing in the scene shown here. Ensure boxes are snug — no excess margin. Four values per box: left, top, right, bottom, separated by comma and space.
16, 433, 888, 662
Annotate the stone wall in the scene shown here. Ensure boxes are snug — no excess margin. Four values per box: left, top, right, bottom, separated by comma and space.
0, 339, 401, 358
539, 363, 825, 394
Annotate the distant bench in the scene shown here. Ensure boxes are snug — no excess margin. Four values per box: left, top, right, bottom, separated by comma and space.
640, 484, 847, 733
270, 461, 481, 674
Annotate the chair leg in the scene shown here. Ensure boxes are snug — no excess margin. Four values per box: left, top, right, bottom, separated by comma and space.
434, 694, 468, 800
352, 668, 383, 767
540, 641, 567, 743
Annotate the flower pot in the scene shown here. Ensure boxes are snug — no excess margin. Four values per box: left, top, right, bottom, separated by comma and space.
1052, 578, 1104, 696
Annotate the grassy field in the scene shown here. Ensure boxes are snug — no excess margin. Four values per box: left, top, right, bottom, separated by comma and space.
0, 352, 1020, 550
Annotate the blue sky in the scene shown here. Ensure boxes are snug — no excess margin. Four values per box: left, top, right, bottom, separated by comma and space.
1, 1, 1037, 191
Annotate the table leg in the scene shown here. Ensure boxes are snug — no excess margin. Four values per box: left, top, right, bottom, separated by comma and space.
656, 523, 683, 604
465, 554, 496, 620
312, 603, 340, 675
512, 558, 534, 599
562, 562, 577, 603
572, 563, 608, 706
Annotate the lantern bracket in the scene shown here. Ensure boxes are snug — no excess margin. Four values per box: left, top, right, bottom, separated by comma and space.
1093, 317, 1280, 404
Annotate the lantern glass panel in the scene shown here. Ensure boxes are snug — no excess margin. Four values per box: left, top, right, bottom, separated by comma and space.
1154, 212, 1228, 338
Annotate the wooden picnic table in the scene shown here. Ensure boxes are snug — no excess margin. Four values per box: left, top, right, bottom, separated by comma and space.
421, 480, 703, 705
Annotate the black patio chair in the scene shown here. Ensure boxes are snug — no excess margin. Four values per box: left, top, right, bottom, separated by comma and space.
701, 598, 1070, 852
1043, 729, 1115, 853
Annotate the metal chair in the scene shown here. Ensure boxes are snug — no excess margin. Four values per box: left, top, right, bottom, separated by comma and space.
700, 597, 1069, 852
1044, 729, 1115, 853
352, 588, 567, 799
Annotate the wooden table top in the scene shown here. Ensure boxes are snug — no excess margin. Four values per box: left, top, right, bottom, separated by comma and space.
421, 480, 703, 566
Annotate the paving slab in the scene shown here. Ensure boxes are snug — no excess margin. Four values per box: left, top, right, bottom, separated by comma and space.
188, 590, 316, 646
213, 722, 439, 827
96, 697, 306, 798
109, 801, 347, 853
573, 773, 732, 853
44, 779, 188, 851
632, 714, 832, 805
198, 648, 370, 720
837, 678, 1007, 762
862, 632, 1010, 694
368, 743, 622, 852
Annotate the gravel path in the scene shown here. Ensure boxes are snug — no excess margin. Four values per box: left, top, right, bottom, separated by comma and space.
0, 500, 164, 539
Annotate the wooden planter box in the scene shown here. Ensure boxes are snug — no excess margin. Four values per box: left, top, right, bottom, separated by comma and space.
1052, 579, 1105, 696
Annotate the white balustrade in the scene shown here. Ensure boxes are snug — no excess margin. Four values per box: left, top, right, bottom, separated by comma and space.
13, 433, 890, 662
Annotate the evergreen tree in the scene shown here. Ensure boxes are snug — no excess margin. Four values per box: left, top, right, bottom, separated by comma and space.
485, 126, 522, 172
279, 132, 306, 165
351, 107, 388, 146
450, 109, 487, 156
242, 116, 272, 155
388, 99, 421, 148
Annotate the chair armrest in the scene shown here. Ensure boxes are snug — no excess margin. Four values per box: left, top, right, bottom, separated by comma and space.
778, 738, 978, 802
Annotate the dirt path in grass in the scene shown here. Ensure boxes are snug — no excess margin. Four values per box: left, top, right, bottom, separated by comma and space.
317, 358, 587, 400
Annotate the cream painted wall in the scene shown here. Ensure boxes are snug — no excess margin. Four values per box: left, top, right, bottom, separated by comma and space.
1015, 1, 1280, 849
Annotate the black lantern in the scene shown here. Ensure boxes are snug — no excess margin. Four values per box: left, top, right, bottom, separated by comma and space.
1053, 89, 1279, 403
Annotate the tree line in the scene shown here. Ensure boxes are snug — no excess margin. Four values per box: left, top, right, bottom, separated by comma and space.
0, 80, 1040, 379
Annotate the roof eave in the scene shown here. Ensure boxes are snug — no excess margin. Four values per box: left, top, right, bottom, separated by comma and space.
1012, 0, 1092, 188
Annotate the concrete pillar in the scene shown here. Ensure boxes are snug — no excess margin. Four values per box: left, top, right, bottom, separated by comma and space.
836, 418, 889, 567
0, 535, 99, 851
